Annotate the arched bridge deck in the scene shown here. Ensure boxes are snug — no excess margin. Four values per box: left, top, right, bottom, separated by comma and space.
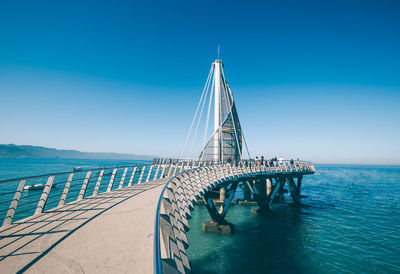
0, 159, 315, 273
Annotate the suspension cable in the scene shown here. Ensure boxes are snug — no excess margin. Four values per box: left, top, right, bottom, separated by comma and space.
189, 65, 213, 158
202, 75, 215, 151
179, 65, 213, 159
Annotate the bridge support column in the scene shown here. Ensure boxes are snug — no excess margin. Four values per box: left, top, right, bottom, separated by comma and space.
277, 178, 286, 199
286, 176, 303, 204
243, 181, 251, 201
219, 187, 226, 202
202, 181, 238, 234
251, 177, 283, 214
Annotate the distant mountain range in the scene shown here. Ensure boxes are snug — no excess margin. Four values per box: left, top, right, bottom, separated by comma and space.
0, 144, 155, 160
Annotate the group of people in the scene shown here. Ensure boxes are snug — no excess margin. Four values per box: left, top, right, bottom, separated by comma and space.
254, 156, 300, 167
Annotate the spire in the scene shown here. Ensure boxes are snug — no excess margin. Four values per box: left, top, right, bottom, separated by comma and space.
199, 59, 243, 162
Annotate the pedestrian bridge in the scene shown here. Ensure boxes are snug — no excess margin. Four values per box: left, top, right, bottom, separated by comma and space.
0, 57, 317, 273
0, 159, 315, 273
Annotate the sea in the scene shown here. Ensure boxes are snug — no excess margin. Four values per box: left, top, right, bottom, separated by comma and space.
1, 159, 399, 273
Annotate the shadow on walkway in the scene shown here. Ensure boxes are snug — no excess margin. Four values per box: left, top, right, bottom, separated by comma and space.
0, 179, 167, 273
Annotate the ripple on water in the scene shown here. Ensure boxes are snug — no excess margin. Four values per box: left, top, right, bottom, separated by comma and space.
187, 165, 400, 273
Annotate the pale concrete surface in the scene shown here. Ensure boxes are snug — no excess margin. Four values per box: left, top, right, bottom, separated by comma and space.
0, 179, 168, 273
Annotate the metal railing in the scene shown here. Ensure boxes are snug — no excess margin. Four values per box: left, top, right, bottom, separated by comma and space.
153, 158, 316, 173
153, 159, 316, 274
0, 162, 185, 228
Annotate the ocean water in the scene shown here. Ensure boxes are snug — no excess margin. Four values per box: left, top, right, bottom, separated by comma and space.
187, 165, 400, 273
0, 158, 151, 181
0, 158, 151, 223
1, 160, 399, 273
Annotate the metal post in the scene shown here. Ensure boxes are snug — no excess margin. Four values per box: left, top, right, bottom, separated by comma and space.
77, 171, 92, 201
138, 166, 146, 184
160, 166, 166, 178
118, 168, 128, 189
106, 168, 118, 192
146, 165, 154, 182
59, 173, 74, 207
34, 176, 55, 215
2, 180, 26, 226
92, 170, 104, 196
154, 165, 160, 180
128, 167, 137, 186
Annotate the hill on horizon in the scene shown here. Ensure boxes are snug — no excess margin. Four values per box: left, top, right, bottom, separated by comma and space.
0, 144, 155, 160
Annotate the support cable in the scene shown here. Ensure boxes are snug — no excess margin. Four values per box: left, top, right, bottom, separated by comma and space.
189, 65, 214, 158
202, 75, 215, 151
179, 65, 213, 159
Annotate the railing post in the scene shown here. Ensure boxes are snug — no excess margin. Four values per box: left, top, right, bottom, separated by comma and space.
107, 168, 118, 192
128, 167, 137, 186
77, 171, 92, 201
160, 165, 166, 178
138, 166, 146, 183
167, 164, 173, 177
173, 163, 181, 176
154, 165, 160, 180
2, 180, 26, 226
92, 170, 104, 196
118, 168, 128, 189
146, 165, 154, 182
34, 176, 55, 215
58, 173, 74, 207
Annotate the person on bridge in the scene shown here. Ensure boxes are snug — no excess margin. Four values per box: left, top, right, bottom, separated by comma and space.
261, 156, 265, 166
255, 157, 259, 166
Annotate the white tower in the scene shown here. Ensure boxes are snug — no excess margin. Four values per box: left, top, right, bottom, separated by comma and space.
199, 59, 243, 162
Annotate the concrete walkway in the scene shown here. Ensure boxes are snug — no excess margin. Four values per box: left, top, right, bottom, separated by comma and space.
0, 179, 168, 273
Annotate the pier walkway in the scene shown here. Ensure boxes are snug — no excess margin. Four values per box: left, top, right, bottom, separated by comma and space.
0, 160, 315, 273
0, 178, 168, 273
0, 59, 317, 273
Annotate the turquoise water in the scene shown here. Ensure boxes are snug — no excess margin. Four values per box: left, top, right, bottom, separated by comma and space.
0, 158, 150, 181
187, 165, 400, 273
1, 160, 399, 272
0, 158, 151, 223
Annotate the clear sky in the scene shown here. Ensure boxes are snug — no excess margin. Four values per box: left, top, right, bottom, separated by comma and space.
0, 0, 399, 164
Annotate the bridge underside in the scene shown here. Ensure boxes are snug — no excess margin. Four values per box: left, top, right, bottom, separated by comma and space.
202, 174, 303, 225
156, 162, 315, 274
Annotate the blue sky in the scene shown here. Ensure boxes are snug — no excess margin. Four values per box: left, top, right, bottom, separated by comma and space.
0, 0, 399, 164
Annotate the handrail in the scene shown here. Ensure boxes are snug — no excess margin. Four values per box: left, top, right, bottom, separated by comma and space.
153, 161, 222, 274
153, 159, 315, 274
0, 161, 179, 227
0, 164, 151, 184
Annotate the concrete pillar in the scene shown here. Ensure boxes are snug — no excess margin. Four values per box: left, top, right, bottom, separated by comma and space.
266, 179, 271, 196
220, 187, 226, 202
243, 182, 251, 201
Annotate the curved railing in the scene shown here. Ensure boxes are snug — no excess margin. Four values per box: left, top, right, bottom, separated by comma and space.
0, 161, 190, 228
153, 159, 316, 274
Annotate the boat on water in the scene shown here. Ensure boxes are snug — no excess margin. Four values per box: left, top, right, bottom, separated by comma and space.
97, 171, 113, 176
23, 184, 52, 191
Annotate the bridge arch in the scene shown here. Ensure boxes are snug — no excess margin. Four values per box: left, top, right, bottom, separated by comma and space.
154, 160, 315, 274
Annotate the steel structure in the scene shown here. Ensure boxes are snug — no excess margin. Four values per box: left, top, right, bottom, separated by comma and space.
199, 59, 244, 162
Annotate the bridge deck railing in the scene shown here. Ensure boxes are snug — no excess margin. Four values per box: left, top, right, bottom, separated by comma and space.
0, 158, 315, 229
0, 161, 189, 228
153, 158, 316, 172
153, 159, 316, 274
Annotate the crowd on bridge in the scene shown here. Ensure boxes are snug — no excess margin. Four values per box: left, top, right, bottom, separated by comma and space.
253, 156, 303, 169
